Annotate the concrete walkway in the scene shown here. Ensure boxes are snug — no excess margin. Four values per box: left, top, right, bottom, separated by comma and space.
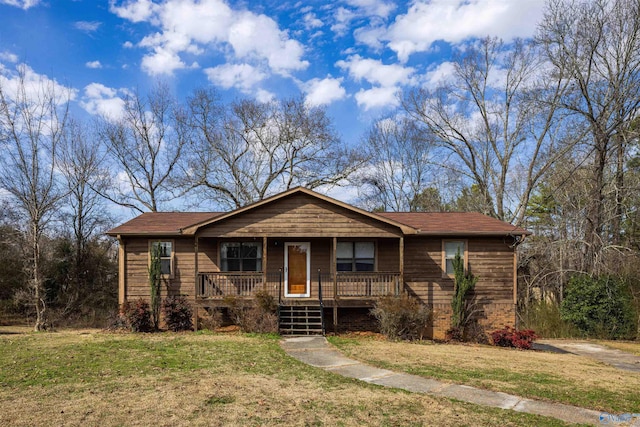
536, 340, 640, 373
281, 336, 607, 426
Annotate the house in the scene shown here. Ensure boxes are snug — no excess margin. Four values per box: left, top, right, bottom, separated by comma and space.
106, 187, 530, 338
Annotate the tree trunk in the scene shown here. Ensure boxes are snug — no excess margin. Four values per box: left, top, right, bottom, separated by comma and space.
583, 132, 608, 273
32, 221, 46, 331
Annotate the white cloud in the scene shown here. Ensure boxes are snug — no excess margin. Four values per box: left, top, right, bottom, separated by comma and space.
423, 61, 455, 87
303, 12, 323, 30
0, 51, 19, 63
123, 41, 134, 49
255, 88, 275, 103
354, 86, 398, 110
74, 21, 101, 33
303, 77, 346, 107
0, 0, 40, 10
85, 61, 102, 69
383, 0, 546, 62
111, 0, 308, 77
345, 0, 395, 18
336, 55, 414, 87
353, 25, 387, 50
204, 63, 266, 91
109, 0, 158, 23
0, 64, 76, 104
141, 46, 187, 75
330, 7, 356, 36
79, 83, 127, 120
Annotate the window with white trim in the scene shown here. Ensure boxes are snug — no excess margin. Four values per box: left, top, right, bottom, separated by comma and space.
151, 241, 173, 276
443, 240, 466, 276
220, 242, 262, 272
337, 241, 375, 272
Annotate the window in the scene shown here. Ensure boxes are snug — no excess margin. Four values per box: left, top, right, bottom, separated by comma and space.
337, 241, 375, 272
443, 240, 466, 276
220, 242, 262, 272
150, 241, 173, 276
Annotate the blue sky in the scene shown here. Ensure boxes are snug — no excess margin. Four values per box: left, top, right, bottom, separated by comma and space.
1, 0, 547, 146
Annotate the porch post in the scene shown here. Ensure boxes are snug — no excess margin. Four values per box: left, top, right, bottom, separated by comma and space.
194, 236, 199, 331
332, 237, 338, 333
263, 236, 268, 290
117, 236, 125, 307
399, 236, 404, 295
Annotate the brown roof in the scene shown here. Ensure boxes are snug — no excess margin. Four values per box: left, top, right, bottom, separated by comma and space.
377, 212, 530, 236
105, 189, 530, 238
106, 212, 223, 236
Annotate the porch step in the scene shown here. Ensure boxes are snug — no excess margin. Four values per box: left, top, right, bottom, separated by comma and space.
279, 304, 324, 336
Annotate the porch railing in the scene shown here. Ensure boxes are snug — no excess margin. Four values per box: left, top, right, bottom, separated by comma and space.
197, 271, 400, 299
197, 272, 280, 298
336, 272, 400, 297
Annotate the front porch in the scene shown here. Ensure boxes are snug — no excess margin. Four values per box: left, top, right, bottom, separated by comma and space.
196, 270, 402, 306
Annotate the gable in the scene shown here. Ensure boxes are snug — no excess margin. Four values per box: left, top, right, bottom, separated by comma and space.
196, 192, 403, 238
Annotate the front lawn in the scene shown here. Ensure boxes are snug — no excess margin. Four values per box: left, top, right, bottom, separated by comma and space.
328, 335, 640, 414
0, 329, 569, 426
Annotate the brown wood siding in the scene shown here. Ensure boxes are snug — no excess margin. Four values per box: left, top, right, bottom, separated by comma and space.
197, 238, 219, 272
404, 236, 515, 306
377, 238, 400, 271
124, 237, 197, 302
197, 193, 401, 238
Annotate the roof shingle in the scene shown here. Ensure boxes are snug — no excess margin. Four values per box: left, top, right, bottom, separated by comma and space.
377, 212, 530, 236
106, 212, 222, 236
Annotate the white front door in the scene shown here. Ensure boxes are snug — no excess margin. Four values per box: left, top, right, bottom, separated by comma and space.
284, 242, 310, 297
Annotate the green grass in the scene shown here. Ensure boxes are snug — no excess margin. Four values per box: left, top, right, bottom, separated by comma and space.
0, 329, 573, 426
328, 336, 640, 414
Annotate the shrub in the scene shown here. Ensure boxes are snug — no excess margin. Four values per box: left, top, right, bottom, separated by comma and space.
451, 250, 478, 337
561, 275, 636, 340
199, 307, 223, 331
445, 326, 464, 342
224, 295, 278, 334
520, 299, 580, 338
123, 299, 153, 332
162, 296, 193, 332
371, 294, 432, 341
491, 326, 537, 350
239, 306, 278, 333
255, 289, 277, 313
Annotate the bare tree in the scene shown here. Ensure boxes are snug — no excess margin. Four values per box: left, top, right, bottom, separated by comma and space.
538, 0, 640, 272
0, 65, 70, 330
358, 114, 440, 212
57, 119, 113, 313
185, 90, 364, 209
97, 82, 190, 212
403, 37, 573, 225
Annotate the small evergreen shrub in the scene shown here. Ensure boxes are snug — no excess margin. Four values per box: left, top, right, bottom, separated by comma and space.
561, 274, 637, 340
491, 326, 537, 350
162, 295, 193, 332
123, 299, 153, 332
371, 294, 432, 341
451, 250, 478, 338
